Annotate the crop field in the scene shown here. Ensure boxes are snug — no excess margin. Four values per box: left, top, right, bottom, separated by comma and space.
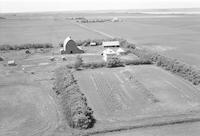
0, 69, 58, 136
0, 18, 106, 45
83, 15, 200, 66
74, 65, 200, 122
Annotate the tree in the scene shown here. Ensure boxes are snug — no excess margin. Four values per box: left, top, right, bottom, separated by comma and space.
74, 55, 83, 70
106, 57, 123, 68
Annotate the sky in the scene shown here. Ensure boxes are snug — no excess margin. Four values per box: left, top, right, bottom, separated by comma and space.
0, 0, 200, 13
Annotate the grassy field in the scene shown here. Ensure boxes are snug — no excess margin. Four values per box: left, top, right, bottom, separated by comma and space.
1, 12, 200, 136
83, 15, 200, 66
0, 66, 58, 136
1, 14, 200, 66
74, 65, 200, 122
0, 19, 106, 45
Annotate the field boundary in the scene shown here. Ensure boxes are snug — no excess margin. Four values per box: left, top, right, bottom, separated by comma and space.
77, 111, 200, 136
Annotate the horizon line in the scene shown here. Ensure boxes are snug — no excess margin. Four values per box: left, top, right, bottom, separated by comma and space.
1, 7, 200, 14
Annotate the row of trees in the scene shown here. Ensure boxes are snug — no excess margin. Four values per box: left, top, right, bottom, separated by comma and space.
68, 55, 151, 70
53, 67, 95, 129
0, 43, 53, 51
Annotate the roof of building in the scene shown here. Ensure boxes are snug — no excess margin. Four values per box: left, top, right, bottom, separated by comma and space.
102, 41, 120, 47
116, 48, 125, 53
63, 36, 73, 46
102, 48, 116, 55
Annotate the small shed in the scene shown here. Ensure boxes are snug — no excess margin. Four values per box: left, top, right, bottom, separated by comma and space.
90, 42, 97, 46
62, 37, 84, 54
102, 41, 120, 48
116, 48, 126, 55
102, 48, 117, 61
8, 60, 16, 66
112, 17, 119, 22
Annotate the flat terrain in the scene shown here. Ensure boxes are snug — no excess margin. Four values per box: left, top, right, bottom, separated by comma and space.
0, 50, 62, 136
100, 121, 200, 136
1, 14, 200, 66
1, 12, 200, 136
83, 15, 200, 66
75, 65, 200, 122
0, 19, 106, 45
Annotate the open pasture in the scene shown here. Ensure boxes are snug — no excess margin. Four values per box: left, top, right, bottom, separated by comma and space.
0, 71, 58, 136
0, 18, 106, 45
83, 15, 200, 66
74, 65, 200, 122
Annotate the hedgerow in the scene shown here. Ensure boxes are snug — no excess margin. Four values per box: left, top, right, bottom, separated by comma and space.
0, 43, 53, 51
53, 67, 95, 129
123, 59, 152, 65
66, 58, 151, 70
132, 49, 200, 85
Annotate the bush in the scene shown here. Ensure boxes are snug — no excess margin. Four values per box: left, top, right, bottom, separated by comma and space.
106, 57, 123, 68
0, 43, 53, 51
74, 55, 83, 70
53, 67, 95, 129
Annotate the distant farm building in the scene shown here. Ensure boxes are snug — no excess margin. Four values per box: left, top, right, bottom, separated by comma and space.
8, 60, 16, 66
90, 42, 97, 46
112, 17, 119, 22
102, 48, 117, 61
102, 41, 120, 48
61, 37, 84, 54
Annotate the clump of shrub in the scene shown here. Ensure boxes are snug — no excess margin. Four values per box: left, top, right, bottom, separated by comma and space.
0, 43, 53, 51
132, 48, 200, 85
53, 67, 95, 129
106, 57, 123, 68
74, 55, 83, 70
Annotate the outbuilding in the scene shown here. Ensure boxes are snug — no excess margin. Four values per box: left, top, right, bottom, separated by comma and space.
102, 41, 120, 48
90, 42, 97, 46
112, 17, 119, 22
61, 37, 84, 54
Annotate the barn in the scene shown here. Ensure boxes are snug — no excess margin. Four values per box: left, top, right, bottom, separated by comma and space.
61, 37, 84, 54
102, 41, 120, 47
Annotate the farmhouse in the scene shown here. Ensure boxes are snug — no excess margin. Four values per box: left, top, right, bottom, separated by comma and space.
61, 37, 84, 54
102, 41, 120, 47
102, 48, 117, 61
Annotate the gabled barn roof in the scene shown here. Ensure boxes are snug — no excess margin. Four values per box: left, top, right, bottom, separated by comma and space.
63, 36, 72, 47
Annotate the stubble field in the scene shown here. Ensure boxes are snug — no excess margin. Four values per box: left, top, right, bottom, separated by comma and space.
74, 65, 200, 122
